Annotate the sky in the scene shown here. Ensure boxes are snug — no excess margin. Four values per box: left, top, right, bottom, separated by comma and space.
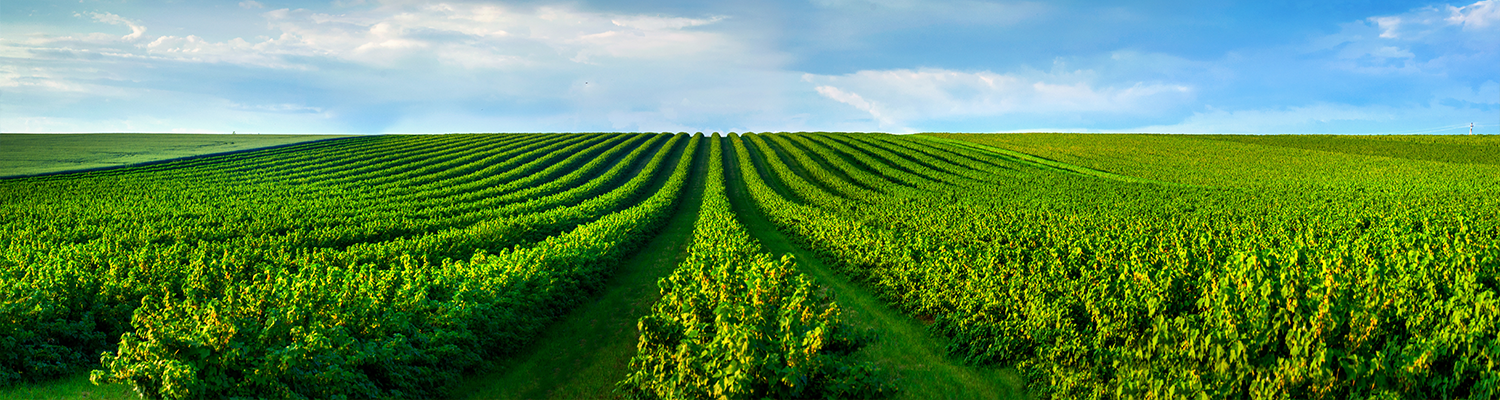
1, 0, 1497, 134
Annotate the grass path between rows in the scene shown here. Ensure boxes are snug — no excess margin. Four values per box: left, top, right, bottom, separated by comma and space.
721, 137, 1033, 400
0, 371, 135, 400
914, 134, 1177, 186
450, 138, 706, 400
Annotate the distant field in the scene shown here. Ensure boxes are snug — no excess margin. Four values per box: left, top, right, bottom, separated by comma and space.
928, 133, 1500, 187
0, 133, 349, 177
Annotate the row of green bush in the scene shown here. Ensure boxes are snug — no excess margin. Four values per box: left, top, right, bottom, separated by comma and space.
618, 136, 891, 399
734, 131, 1500, 399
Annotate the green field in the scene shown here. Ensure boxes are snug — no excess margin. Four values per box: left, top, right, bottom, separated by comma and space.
0, 133, 349, 178
1, 133, 1496, 399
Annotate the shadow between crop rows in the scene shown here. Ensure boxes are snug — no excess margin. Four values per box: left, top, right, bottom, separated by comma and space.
449, 136, 706, 400
722, 134, 1033, 400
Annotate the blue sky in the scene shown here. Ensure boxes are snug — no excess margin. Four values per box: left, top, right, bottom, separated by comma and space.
1, 0, 1496, 134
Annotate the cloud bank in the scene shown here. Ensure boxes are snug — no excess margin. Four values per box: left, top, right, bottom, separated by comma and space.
0, 0, 1495, 134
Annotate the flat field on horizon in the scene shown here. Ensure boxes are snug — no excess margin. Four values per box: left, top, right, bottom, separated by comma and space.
1, 132, 1496, 400
0, 133, 348, 177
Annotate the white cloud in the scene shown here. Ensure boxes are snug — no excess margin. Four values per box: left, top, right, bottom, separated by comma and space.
1448, 0, 1500, 29
1372, 16, 1402, 38
804, 68, 1193, 130
29, 4, 741, 71
5, 0, 1493, 134
611, 15, 725, 30
1307, 1, 1498, 77
1134, 0, 1500, 135
91, 12, 146, 41
814, 85, 899, 129
4, 1, 797, 133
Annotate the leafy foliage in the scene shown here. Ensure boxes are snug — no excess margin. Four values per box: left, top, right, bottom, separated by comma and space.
4, 130, 1497, 400
619, 136, 891, 399
1, 133, 696, 398
735, 132, 1500, 399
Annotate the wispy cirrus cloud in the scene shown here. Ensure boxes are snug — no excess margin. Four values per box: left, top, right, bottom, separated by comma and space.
1447, 0, 1500, 28
806, 67, 1193, 131
2, 1, 797, 133
86, 3, 740, 70
801, 0, 1498, 133
0, 0, 1496, 134
89, 12, 146, 41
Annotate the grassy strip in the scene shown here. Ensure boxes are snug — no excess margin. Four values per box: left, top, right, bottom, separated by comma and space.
724, 135, 1031, 400
450, 136, 706, 400
913, 134, 1173, 185
1199, 134, 1500, 165
0, 371, 133, 400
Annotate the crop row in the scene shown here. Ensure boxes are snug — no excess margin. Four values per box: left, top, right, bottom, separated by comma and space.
732, 132, 1500, 399
6, 131, 1495, 399
1, 133, 696, 399
619, 135, 888, 399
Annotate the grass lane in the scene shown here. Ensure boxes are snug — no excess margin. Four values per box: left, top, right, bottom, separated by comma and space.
450, 136, 706, 400
0, 371, 135, 400
721, 135, 1032, 400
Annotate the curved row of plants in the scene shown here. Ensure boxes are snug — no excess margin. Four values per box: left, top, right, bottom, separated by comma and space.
735, 132, 1500, 399
619, 136, 890, 399
6, 131, 1497, 399
0, 133, 696, 399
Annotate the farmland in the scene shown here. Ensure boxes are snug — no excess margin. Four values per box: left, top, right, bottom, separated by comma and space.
0, 134, 348, 178
1, 132, 1497, 399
